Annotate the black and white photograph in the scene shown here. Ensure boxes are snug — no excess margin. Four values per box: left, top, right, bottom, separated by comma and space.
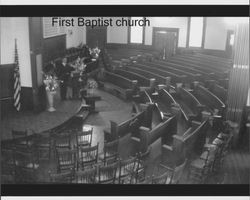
0, 12, 249, 196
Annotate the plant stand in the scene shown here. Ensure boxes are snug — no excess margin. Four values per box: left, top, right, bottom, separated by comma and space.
46, 90, 56, 112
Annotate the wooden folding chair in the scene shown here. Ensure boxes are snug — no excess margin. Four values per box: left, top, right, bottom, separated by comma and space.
13, 147, 40, 183
54, 133, 72, 150
155, 159, 187, 184
188, 144, 218, 183
74, 167, 97, 184
11, 129, 34, 149
118, 157, 137, 184
78, 143, 99, 170
34, 133, 53, 161
98, 162, 119, 184
56, 149, 77, 173
76, 127, 93, 148
49, 171, 74, 183
134, 147, 151, 183
1, 149, 16, 183
99, 139, 119, 165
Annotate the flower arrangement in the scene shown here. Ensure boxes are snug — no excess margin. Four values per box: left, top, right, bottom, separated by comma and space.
43, 74, 59, 92
89, 47, 101, 59
87, 78, 98, 89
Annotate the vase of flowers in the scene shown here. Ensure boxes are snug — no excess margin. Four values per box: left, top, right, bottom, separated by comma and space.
43, 74, 59, 112
87, 78, 98, 96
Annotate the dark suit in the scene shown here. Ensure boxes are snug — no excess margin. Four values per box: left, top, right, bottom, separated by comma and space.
56, 62, 74, 100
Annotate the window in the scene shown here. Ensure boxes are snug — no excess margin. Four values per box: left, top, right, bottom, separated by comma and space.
229, 34, 235, 46
188, 17, 204, 47
130, 17, 143, 43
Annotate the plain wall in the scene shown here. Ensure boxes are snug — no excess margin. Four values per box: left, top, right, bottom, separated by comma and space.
65, 17, 86, 48
107, 17, 128, 44
204, 17, 234, 50
0, 17, 32, 87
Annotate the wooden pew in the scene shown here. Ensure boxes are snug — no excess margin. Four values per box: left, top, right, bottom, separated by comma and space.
162, 119, 209, 164
133, 63, 186, 85
101, 71, 138, 100
154, 60, 214, 81
193, 82, 226, 117
104, 103, 154, 141
154, 89, 181, 118
142, 61, 202, 83
175, 54, 231, 71
179, 53, 232, 69
175, 85, 204, 123
113, 68, 156, 92
205, 80, 228, 103
170, 56, 229, 78
132, 115, 177, 154
132, 91, 154, 114
218, 78, 229, 90
125, 65, 171, 89
168, 58, 227, 79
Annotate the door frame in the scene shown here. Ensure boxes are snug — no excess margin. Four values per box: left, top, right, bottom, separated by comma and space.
86, 26, 107, 48
152, 27, 179, 50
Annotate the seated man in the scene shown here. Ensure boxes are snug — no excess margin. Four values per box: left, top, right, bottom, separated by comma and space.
56, 57, 75, 100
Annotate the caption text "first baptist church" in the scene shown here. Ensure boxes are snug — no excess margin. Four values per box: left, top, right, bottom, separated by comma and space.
51, 17, 151, 28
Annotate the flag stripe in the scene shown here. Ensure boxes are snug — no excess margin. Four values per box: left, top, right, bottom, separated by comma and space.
14, 39, 21, 111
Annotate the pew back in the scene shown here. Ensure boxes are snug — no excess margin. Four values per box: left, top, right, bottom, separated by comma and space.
140, 116, 177, 153
194, 84, 226, 116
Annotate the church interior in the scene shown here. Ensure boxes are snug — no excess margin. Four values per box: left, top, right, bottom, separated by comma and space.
0, 17, 249, 185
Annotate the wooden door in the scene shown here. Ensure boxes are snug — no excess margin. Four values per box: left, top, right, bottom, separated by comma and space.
153, 28, 179, 60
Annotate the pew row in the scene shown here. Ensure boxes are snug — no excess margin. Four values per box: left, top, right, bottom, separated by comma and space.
104, 103, 154, 141
132, 91, 154, 114
132, 115, 177, 154
100, 71, 138, 100
154, 60, 214, 81
162, 119, 209, 165
175, 85, 204, 123
168, 58, 227, 80
154, 89, 180, 118
133, 63, 187, 85
113, 68, 156, 93
205, 80, 228, 103
125, 65, 171, 90
193, 82, 226, 117
142, 61, 202, 83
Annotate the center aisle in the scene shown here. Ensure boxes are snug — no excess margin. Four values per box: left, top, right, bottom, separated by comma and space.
83, 88, 133, 156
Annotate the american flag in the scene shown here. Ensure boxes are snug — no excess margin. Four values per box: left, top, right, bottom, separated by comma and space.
14, 39, 21, 111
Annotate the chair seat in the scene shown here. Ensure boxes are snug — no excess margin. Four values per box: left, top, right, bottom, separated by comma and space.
15, 161, 39, 169
212, 138, 224, 146
81, 155, 95, 162
165, 176, 172, 184
38, 143, 50, 148
57, 144, 70, 148
78, 140, 90, 146
190, 159, 206, 169
26, 163, 39, 169
60, 160, 73, 165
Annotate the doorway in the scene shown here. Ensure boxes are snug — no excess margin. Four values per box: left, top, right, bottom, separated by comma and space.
225, 30, 235, 59
86, 26, 107, 49
152, 27, 179, 60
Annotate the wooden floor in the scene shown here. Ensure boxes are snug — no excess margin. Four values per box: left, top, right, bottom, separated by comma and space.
1, 89, 249, 184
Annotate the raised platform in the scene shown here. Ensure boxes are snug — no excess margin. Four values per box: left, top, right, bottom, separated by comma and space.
0, 99, 82, 141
